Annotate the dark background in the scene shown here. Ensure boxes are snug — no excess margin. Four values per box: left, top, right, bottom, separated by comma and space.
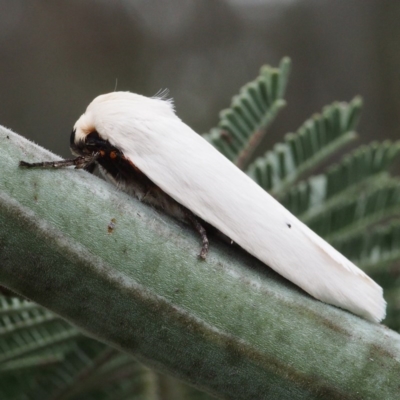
0, 0, 399, 158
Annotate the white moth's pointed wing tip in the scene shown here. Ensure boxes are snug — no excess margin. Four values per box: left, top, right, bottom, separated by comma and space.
364, 285, 387, 323
297, 222, 387, 322
335, 273, 387, 323
327, 262, 387, 323
372, 307, 387, 324
335, 266, 387, 323
363, 306, 386, 323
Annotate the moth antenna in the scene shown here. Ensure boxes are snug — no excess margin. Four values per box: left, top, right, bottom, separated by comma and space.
19, 154, 99, 170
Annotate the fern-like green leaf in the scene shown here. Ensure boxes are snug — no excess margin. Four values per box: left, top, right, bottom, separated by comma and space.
281, 141, 400, 219
71, 355, 156, 400
307, 179, 400, 243
247, 97, 362, 196
0, 292, 79, 400
21, 340, 113, 400
0, 295, 80, 367
0, 298, 58, 337
203, 57, 290, 168
334, 222, 400, 331
0, 348, 67, 372
335, 221, 400, 272
0, 294, 215, 399
8, 333, 215, 400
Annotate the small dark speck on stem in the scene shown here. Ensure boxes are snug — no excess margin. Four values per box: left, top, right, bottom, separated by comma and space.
108, 218, 117, 233
287, 223, 291, 228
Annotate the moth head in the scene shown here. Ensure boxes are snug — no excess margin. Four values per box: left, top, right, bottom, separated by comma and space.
70, 111, 97, 156
69, 91, 177, 157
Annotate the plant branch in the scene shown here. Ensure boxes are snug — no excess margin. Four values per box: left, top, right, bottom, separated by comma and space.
1, 126, 400, 399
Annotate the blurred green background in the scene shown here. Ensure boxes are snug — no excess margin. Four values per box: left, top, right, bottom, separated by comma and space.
0, 0, 399, 158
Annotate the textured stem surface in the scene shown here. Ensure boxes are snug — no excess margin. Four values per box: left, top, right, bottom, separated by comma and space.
0, 126, 399, 399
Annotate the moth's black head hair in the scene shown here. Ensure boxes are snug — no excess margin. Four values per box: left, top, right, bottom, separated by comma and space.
70, 128, 87, 156
70, 129, 76, 147
70, 129, 104, 156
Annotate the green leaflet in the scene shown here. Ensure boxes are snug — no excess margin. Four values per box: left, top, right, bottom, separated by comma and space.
0, 297, 214, 400
281, 141, 400, 219
307, 179, 400, 243
0, 296, 80, 367
246, 98, 362, 197
203, 58, 290, 168
335, 221, 400, 272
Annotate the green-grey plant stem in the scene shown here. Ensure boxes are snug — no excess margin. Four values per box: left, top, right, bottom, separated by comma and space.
0, 126, 400, 399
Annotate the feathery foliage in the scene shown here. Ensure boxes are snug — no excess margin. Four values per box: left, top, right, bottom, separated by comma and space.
280, 141, 400, 219
204, 57, 290, 168
0, 296, 80, 367
246, 97, 362, 196
0, 295, 215, 400
335, 221, 400, 272
307, 178, 400, 242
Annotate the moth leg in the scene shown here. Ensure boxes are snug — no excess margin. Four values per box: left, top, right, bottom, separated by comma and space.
185, 212, 209, 260
84, 162, 97, 174
20, 154, 99, 170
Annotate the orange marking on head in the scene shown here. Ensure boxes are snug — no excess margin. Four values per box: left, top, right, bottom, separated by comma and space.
110, 151, 117, 159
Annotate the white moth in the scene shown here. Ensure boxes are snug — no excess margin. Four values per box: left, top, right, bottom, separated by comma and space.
21, 92, 386, 322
